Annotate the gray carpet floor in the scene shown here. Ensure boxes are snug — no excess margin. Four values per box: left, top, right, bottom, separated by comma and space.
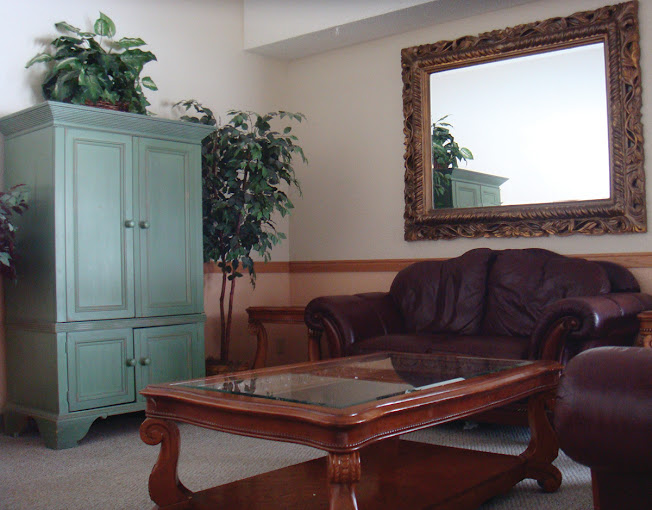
0, 413, 592, 509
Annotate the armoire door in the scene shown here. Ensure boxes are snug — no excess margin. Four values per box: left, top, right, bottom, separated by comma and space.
135, 138, 202, 317
67, 329, 136, 412
134, 324, 201, 402
64, 129, 135, 321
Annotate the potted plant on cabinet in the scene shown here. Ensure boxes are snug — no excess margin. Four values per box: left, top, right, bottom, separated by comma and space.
431, 115, 473, 209
0, 185, 29, 281
25, 12, 157, 114
176, 100, 307, 372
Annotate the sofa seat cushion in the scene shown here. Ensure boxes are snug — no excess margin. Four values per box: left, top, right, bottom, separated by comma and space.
482, 248, 612, 338
389, 248, 493, 335
350, 333, 530, 360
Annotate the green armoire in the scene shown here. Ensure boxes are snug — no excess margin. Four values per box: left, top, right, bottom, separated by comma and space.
0, 102, 214, 448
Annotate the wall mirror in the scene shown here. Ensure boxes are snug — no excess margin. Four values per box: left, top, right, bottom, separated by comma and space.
402, 1, 645, 240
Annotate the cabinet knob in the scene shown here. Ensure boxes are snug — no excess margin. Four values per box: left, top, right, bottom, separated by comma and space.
124, 220, 135, 228
139, 220, 150, 229
140, 357, 151, 366
126, 358, 137, 367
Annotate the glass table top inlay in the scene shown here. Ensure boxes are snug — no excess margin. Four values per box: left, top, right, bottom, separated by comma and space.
177, 353, 530, 409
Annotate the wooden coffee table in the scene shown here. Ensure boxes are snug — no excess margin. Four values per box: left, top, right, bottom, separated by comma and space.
140, 353, 562, 509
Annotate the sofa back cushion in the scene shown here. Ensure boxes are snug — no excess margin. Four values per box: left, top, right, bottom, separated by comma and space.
596, 260, 640, 292
482, 249, 611, 337
390, 248, 492, 334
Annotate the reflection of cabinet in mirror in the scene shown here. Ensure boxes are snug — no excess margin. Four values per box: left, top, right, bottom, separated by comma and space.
450, 168, 508, 208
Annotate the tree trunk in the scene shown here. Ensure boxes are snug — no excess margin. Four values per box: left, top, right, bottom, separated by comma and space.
224, 276, 237, 362
219, 268, 228, 361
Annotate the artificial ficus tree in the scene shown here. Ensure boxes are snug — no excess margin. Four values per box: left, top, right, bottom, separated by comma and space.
176, 100, 307, 362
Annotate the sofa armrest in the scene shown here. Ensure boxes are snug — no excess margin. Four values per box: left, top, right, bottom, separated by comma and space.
305, 292, 404, 357
554, 346, 652, 471
529, 292, 652, 362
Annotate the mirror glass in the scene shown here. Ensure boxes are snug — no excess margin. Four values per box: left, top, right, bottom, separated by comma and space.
429, 43, 610, 209
402, 1, 645, 240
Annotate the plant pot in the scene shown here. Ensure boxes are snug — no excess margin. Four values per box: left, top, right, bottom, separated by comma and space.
205, 357, 251, 376
85, 100, 130, 112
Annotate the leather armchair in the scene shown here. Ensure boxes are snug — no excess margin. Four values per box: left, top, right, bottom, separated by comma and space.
554, 347, 652, 510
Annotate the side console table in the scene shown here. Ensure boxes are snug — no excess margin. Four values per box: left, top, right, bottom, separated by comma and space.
246, 306, 322, 368
636, 310, 652, 348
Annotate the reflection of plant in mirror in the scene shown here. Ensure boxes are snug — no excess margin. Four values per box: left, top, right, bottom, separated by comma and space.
432, 116, 473, 208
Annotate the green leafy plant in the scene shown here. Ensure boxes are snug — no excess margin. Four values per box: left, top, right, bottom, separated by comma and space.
0, 185, 29, 280
176, 100, 307, 362
431, 115, 474, 208
26, 12, 157, 114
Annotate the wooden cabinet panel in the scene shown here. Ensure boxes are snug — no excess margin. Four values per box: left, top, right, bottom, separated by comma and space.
67, 324, 203, 411
453, 181, 481, 208
67, 329, 136, 412
481, 187, 501, 206
135, 324, 202, 402
451, 168, 507, 208
136, 139, 201, 317
65, 130, 135, 320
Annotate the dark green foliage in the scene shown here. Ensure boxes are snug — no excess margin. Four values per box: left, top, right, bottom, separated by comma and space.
431, 115, 474, 209
176, 100, 307, 361
26, 13, 157, 114
0, 185, 29, 280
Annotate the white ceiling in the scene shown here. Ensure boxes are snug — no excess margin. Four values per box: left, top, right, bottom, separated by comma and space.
244, 0, 541, 60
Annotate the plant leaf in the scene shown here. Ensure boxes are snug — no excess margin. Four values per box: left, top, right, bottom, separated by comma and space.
51, 70, 78, 101
94, 12, 116, 38
25, 53, 53, 68
54, 21, 83, 35
141, 76, 157, 90
52, 56, 82, 73
117, 37, 146, 49
120, 49, 157, 69
78, 70, 102, 100
459, 147, 474, 160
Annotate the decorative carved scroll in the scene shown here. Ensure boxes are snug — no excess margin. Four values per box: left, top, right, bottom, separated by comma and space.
140, 418, 192, 507
402, 1, 645, 240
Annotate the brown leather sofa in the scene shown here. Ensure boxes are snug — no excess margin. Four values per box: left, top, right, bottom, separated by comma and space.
305, 248, 652, 365
554, 346, 652, 510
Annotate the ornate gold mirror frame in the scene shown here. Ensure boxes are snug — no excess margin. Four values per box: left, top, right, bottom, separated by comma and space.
402, 1, 644, 240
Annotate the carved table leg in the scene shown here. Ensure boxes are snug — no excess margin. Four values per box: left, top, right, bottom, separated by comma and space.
327, 451, 361, 510
519, 391, 562, 492
249, 319, 268, 369
140, 418, 192, 509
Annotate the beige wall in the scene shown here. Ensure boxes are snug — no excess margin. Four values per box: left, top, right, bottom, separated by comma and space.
285, 0, 652, 261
